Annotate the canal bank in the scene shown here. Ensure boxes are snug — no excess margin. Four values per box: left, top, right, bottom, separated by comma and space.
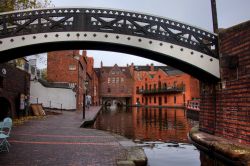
189, 127, 250, 165
0, 107, 147, 166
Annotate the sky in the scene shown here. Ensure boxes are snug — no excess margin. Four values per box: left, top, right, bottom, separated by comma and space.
30, 0, 250, 68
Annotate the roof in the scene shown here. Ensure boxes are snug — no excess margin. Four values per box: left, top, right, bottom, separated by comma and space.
94, 65, 133, 78
38, 79, 71, 89
134, 65, 184, 75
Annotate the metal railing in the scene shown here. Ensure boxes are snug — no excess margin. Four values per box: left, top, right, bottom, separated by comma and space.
0, 7, 218, 58
137, 86, 184, 94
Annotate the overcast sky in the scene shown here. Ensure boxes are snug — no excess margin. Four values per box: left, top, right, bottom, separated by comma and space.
32, 0, 250, 68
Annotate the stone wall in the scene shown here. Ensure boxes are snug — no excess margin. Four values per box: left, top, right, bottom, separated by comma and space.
30, 80, 76, 110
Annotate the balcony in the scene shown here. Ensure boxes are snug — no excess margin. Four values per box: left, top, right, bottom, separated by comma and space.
136, 85, 185, 95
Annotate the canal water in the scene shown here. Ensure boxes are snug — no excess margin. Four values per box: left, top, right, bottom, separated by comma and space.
92, 107, 225, 166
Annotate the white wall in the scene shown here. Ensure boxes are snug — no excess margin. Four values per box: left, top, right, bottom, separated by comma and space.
30, 81, 76, 110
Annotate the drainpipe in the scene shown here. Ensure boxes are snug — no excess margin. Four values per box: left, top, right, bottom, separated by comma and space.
211, 0, 219, 134
211, 0, 218, 33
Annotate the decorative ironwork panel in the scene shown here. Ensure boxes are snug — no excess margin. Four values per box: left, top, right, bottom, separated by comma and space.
0, 8, 218, 58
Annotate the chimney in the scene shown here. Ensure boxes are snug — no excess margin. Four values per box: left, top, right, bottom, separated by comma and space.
101, 61, 103, 68
150, 63, 154, 71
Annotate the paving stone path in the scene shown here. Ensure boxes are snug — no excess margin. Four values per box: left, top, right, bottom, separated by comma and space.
0, 107, 128, 166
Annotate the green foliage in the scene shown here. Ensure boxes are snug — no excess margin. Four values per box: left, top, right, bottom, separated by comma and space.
40, 68, 47, 80
0, 0, 53, 13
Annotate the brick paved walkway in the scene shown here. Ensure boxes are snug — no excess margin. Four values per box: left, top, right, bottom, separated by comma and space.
0, 107, 128, 166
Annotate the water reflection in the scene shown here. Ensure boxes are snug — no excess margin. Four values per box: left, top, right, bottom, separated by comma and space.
93, 107, 198, 142
92, 107, 228, 166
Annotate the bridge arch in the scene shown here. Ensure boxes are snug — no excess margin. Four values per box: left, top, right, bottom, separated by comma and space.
0, 7, 219, 81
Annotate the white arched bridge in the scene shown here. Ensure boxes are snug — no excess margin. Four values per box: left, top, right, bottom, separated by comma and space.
0, 7, 219, 80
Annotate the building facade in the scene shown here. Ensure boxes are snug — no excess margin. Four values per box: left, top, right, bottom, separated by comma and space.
0, 63, 30, 119
97, 63, 134, 106
132, 64, 200, 107
47, 50, 87, 111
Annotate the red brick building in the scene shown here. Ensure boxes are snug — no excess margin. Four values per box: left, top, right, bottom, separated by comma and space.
200, 21, 250, 144
0, 63, 30, 119
86, 57, 99, 106
132, 64, 200, 107
47, 50, 87, 111
97, 63, 134, 106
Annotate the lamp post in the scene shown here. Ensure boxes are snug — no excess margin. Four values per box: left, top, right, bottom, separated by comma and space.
211, 0, 218, 33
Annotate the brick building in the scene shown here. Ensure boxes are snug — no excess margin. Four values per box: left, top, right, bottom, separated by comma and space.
0, 63, 30, 119
47, 50, 87, 111
86, 57, 99, 106
132, 64, 200, 107
97, 63, 134, 106
200, 21, 250, 144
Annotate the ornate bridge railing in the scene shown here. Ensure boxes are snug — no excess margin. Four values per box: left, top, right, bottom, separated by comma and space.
0, 7, 218, 58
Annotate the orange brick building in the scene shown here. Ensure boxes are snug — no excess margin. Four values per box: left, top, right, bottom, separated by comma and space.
132, 64, 200, 107
47, 50, 87, 111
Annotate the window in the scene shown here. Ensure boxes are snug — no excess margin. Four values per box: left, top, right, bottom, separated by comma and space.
164, 96, 167, 103
112, 77, 115, 83
108, 77, 111, 84
154, 97, 156, 103
174, 96, 176, 104
149, 97, 152, 103
94, 86, 97, 96
149, 84, 152, 90
69, 64, 76, 70
116, 77, 119, 83
142, 98, 144, 103
136, 86, 139, 92
108, 88, 111, 93
121, 77, 124, 82
164, 83, 167, 88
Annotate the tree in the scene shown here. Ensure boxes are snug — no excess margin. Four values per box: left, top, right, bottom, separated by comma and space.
40, 68, 47, 80
0, 0, 53, 13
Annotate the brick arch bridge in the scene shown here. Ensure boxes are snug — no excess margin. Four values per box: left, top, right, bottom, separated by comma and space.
0, 7, 219, 81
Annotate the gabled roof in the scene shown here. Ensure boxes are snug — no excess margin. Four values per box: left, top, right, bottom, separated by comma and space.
95, 65, 133, 78
134, 65, 184, 75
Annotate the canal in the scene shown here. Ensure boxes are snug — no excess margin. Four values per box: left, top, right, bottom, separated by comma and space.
92, 107, 226, 166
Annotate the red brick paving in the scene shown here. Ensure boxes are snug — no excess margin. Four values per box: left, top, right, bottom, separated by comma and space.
0, 107, 127, 166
